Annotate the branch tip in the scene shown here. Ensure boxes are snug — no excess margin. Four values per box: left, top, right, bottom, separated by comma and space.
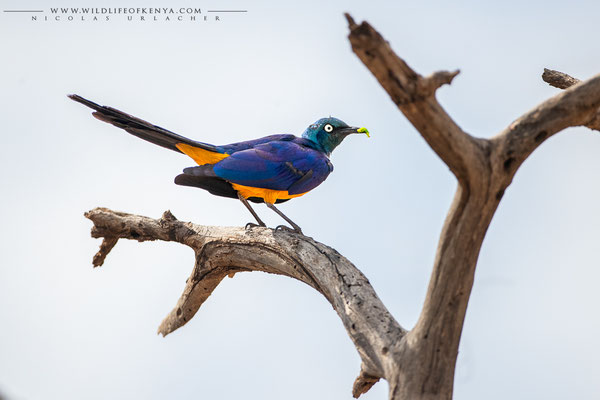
542, 68, 580, 90
418, 69, 461, 96
352, 369, 380, 398
538, 69, 600, 131
157, 325, 168, 337
449, 69, 460, 81
344, 13, 357, 28
92, 237, 119, 267
161, 209, 177, 222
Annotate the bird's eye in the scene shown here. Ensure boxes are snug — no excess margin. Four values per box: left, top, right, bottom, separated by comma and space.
324, 124, 334, 133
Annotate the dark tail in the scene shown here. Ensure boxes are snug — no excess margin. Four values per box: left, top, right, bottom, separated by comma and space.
175, 165, 240, 199
175, 166, 290, 204
68, 94, 218, 153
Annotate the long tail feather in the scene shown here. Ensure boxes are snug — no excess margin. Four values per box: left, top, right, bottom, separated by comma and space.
68, 94, 218, 154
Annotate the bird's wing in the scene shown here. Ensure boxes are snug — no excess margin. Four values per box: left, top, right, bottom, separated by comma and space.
212, 141, 332, 194
216, 134, 297, 153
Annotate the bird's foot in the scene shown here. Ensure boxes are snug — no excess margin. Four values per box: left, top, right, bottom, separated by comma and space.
245, 222, 266, 230
275, 225, 303, 235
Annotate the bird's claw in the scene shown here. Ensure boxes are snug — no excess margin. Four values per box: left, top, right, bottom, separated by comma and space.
245, 222, 266, 230
275, 225, 303, 235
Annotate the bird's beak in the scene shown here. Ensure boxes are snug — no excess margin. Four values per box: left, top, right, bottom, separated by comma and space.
339, 126, 370, 137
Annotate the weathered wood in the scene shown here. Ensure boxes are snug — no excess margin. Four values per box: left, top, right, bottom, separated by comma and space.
344, 14, 600, 400
541, 68, 600, 131
85, 207, 406, 392
344, 14, 480, 185
542, 68, 580, 89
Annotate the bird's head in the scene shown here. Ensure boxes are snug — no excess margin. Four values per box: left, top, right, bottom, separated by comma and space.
302, 117, 369, 155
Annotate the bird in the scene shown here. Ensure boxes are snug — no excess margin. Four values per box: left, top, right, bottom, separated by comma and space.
68, 94, 370, 234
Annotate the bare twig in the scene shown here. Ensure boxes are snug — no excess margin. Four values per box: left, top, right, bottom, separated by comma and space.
92, 237, 118, 267
541, 68, 600, 131
542, 68, 581, 89
491, 73, 600, 176
353, 368, 381, 398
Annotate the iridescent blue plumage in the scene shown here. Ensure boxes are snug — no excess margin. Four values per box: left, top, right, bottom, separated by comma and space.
69, 95, 368, 233
213, 138, 332, 194
210, 117, 362, 196
301, 117, 353, 155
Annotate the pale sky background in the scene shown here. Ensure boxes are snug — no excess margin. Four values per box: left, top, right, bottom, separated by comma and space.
1, 1, 599, 399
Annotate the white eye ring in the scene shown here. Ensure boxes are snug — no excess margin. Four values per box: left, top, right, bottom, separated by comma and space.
324, 124, 334, 133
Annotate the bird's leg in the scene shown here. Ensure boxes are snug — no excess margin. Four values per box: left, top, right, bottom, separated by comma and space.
266, 203, 303, 234
237, 193, 266, 229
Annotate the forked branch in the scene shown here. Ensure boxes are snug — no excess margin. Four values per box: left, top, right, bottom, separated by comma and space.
343, 14, 600, 400
344, 13, 482, 184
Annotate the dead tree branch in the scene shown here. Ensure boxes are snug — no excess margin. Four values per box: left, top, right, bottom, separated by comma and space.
344, 14, 481, 184
343, 14, 600, 400
542, 68, 580, 89
85, 207, 405, 392
491, 72, 600, 177
541, 68, 600, 131
83, 16, 600, 400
